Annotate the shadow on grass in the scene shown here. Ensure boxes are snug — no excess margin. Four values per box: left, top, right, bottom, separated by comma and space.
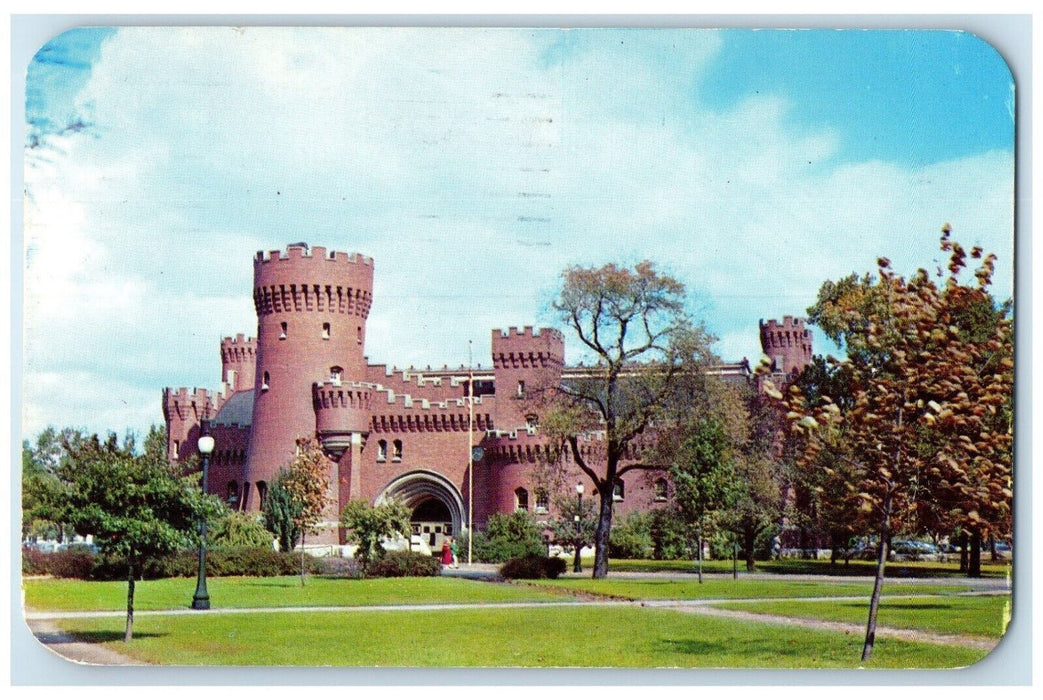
35, 629, 168, 644
656, 637, 812, 659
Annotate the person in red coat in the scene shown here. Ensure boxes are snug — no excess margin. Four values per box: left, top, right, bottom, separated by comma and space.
441, 539, 453, 566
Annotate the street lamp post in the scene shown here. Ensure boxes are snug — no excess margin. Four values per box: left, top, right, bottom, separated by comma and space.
574, 483, 584, 573
192, 422, 215, 610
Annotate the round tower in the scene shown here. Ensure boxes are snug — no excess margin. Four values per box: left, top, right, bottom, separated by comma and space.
759, 316, 813, 377
243, 243, 374, 509
220, 334, 257, 393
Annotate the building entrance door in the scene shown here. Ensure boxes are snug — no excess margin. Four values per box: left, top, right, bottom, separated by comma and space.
411, 498, 453, 552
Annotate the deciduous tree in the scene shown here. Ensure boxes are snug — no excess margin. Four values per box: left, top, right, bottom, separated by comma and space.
39, 431, 211, 642
542, 261, 717, 578
280, 437, 333, 585
340, 499, 412, 575
779, 226, 1013, 661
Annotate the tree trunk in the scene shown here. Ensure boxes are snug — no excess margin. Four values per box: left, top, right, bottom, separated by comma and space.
696, 531, 703, 584
591, 485, 614, 579
959, 531, 968, 572
968, 529, 982, 578
744, 527, 756, 572
300, 531, 306, 586
861, 493, 893, 663
573, 540, 582, 573
124, 560, 135, 643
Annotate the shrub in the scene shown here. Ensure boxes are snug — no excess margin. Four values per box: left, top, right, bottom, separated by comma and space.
473, 511, 545, 563
500, 555, 567, 580
315, 556, 362, 578
609, 512, 652, 559
367, 550, 442, 578
45, 545, 98, 579
210, 511, 276, 549
21, 547, 50, 576
648, 508, 692, 560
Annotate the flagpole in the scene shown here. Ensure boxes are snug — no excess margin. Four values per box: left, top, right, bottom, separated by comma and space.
467, 339, 474, 565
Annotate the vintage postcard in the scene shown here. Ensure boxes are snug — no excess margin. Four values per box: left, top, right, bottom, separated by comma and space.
18, 23, 1018, 679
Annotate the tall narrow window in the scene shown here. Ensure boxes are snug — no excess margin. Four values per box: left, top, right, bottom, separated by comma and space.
613, 479, 625, 502
172, 440, 180, 460
262, 371, 270, 391
279, 321, 287, 340
515, 487, 529, 511
517, 380, 525, 397
535, 488, 549, 513
256, 481, 268, 511
322, 322, 331, 339
377, 439, 387, 462
392, 439, 403, 461
329, 366, 342, 384
653, 478, 668, 501
357, 325, 362, 343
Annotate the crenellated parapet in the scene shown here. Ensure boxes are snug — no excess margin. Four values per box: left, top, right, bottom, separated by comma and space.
492, 326, 565, 369
163, 387, 216, 423
759, 316, 813, 376
368, 387, 493, 434
253, 243, 374, 319
220, 334, 257, 392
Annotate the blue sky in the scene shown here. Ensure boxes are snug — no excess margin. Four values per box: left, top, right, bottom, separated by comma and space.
21, 27, 1015, 439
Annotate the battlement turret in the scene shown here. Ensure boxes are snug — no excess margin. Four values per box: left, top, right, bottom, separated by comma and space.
220, 334, 257, 392
246, 242, 375, 497
491, 326, 565, 369
759, 316, 813, 377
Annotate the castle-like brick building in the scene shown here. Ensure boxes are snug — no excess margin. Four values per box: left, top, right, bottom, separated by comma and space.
163, 243, 811, 550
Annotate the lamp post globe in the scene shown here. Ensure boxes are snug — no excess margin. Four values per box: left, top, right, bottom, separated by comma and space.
192, 426, 215, 610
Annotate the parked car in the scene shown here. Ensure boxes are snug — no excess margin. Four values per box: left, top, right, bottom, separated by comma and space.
889, 539, 940, 561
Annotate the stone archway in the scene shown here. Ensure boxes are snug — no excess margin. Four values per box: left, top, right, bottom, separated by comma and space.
376, 470, 467, 553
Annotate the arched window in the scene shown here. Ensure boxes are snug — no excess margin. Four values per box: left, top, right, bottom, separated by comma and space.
377, 439, 387, 462
329, 366, 343, 384
653, 478, 668, 502
392, 439, 403, 461
279, 321, 287, 340
262, 371, 270, 391
256, 481, 268, 511
515, 487, 529, 511
613, 479, 625, 502
227, 481, 240, 507
322, 322, 331, 340
535, 488, 549, 513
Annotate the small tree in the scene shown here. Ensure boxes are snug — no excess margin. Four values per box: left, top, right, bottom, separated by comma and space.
781, 227, 1013, 661
41, 432, 210, 642
473, 511, 545, 563
280, 437, 332, 585
548, 493, 597, 572
262, 475, 302, 553
340, 500, 412, 576
669, 418, 740, 582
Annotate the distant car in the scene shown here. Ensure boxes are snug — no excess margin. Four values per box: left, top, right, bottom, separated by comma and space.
889, 539, 940, 561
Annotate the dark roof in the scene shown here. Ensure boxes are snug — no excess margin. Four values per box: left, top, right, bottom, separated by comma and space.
212, 390, 254, 427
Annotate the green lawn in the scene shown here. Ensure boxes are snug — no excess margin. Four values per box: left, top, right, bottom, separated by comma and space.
524, 577, 974, 601
40, 605, 990, 669
22, 575, 572, 612
605, 558, 1012, 579
716, 594, 1012, 639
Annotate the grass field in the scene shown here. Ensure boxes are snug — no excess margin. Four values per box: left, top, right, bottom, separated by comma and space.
22, 575, 572, 612
716, 594, 1011, 639
523, 577, 975, 601
39, 604, 990, 669
604, 558, 1012, 578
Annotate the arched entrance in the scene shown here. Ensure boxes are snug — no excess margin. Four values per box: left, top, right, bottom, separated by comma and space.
376, 470, 466, 553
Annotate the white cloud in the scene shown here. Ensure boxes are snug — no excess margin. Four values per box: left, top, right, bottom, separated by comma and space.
21, 27, 1014, 438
